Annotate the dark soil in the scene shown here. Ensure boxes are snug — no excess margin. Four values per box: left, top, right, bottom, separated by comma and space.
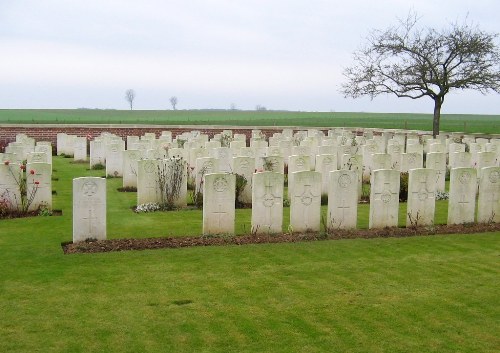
0, 209, 62, 219
62, 223, 500, 254
117, 187, 137, 192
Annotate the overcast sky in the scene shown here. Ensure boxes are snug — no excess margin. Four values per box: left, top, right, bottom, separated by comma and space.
1, 0, 499, 114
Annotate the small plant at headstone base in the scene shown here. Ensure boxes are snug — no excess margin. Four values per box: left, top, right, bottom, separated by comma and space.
234, 173, 248, 208
134, 203, 161, 213
190, 165, 209, 209
189, 189, 203, 209
157, 157, 186, 211
435, 191, 449, 200
485, 211, 496, 225
0, 194, 12, 218
91, 163, 105, 170
176, 138, 187, 148
37, 203, 52, 216
292, 134, 304, 146
399, 172, 409, 202
321, 213, 334, 235
262, 158, 274, 172
407, 211, 422, 231
218, 134, 233, 147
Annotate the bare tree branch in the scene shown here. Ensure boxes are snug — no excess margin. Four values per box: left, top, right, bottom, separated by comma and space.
340, 12, 500, 137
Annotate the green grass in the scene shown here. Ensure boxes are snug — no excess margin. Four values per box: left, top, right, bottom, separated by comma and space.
1, 109, 499, 134
1, 157, 499, 353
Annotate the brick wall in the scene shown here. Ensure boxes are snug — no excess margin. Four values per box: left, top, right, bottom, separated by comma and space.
0, 124, 335, 149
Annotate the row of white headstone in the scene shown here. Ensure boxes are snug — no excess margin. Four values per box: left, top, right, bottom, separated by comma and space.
72, 166, 500, 243
56, 130, 499, 182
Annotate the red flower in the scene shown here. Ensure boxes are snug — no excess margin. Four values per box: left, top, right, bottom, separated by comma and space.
30, 169, 35, 175
20, 165, 26, 171
3, 160, 9, 165
34, 181, 40, 185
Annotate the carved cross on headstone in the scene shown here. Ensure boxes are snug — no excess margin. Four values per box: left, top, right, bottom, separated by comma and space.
213, 204, 228, 227
296, 183, 318, 206
413, 175, 434, 202
82, 209, 97, 236
458, 194, 469, 207
374, 181, 398, 204
337, 199, 350, 222
262, 177, 281, 208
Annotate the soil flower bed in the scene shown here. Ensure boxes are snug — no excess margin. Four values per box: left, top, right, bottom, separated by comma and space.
62, 222, 500, 254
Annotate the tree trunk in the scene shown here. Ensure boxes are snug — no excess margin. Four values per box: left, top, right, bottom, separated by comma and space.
432, 98, 442, 138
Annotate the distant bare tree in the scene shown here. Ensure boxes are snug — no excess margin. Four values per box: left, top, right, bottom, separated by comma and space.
255, 105, 267, 111
230, 103, 237, 111
170, 96, 178, 110
125, 89, 136, 110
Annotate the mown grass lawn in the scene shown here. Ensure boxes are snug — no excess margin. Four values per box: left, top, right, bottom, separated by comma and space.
1, 109, 499, 134
0, 156, 499, 353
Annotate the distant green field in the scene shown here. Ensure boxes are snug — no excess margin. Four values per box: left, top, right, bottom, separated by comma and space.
1, 109, 499, 134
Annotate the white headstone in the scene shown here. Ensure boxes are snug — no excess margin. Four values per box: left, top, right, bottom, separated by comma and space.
477, 167, 500, 223
369, 169, 400, 229
316, 154, 338, 196
122, 150, 141, 188
400, 152, 423, 172
406, 168, 436, 227
26, 162, 52, 211
73, 137, 87, 161
290, 171, 321, 232
90, 140, 106, 168
27, 152, 48, 164
195, 157, 219, 194
449, 152, 472, 169
251, 172, 284, 234
158, 157, 188, 208
212, 147, 233, 173
0, 163, 21, 210
327, 170, 358, 229
341, 154, 363, 200
426, 152, 446, 192
73, 177, 106, 242
287, 155, 311, 200
137, 159, 160, 205
447, 168, 477, 225
203, 173, 235, 235
233, 157, 255, 204
35, 144, 52, 165
105, 142, 124, 177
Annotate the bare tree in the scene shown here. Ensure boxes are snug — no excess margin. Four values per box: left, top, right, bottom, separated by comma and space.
170, 96, 178, 110
340, 13, 500, 137
125, 89, 136, 110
